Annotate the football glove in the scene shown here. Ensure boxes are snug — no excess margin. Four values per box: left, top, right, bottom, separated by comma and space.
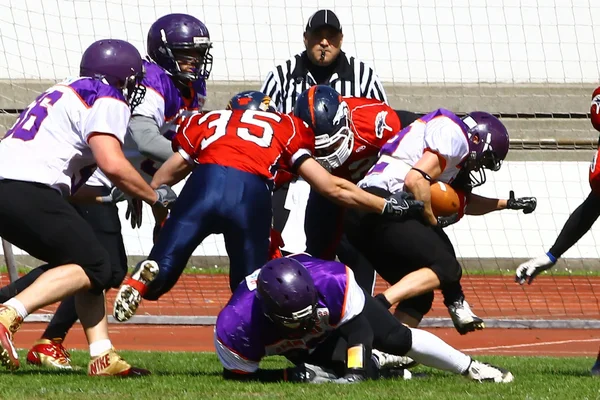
437, 213, 460, 228
382, 191, 424, 218
125, 198, 143, 229
515, 253, 556, 285
286, 363, 339, 383
98, 187, 127, 204
153, 184, 178, 209
506, 190, 537, 214
330, 373, 366, 384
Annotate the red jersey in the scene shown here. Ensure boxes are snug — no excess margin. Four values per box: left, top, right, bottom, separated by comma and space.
173, 109, 314, 180
334, 97, 402, 183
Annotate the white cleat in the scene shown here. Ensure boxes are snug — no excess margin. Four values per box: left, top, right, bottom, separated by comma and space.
113, 260, 159, 322
372, 349, 417, 369
447, 297, 485, 335
466, 360, 514, 383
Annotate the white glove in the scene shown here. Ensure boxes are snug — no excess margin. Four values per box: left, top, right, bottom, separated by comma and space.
287, 363, 339, 383
515, 253, 556, 285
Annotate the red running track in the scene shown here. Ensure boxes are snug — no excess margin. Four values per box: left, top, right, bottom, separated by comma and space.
1, 274, 598, 357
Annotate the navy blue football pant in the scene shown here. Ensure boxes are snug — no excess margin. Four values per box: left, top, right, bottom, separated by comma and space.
304, 190, 378, 295
144, 164, 272, 298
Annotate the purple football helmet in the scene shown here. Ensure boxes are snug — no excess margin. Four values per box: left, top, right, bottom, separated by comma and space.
256, 258, 318, 336
227, 90, 276, 112
461, 111, 510, 187
147, 13, 213, 88
80, 39, 146, 111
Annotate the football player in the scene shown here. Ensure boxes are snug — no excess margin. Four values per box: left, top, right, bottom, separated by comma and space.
112, 91, 423, 323
0, 13, 213, 371
345, 109, 537, 334
0, 39, 178, 375
516, 86, 600, 376
215, 255, 514, 383
288, 85, 418, 293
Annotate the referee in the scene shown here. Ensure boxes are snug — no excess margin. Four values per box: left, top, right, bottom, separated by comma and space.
261, 9, 387, 293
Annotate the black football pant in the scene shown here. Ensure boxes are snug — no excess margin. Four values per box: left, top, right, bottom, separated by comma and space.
0, 198, 127, 340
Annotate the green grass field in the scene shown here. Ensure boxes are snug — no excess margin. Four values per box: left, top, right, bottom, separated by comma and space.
0, 351, 598, 400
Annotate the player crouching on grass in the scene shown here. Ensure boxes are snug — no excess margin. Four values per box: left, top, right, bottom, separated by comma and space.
344, 109, 537, 334
214, 254, 514, 383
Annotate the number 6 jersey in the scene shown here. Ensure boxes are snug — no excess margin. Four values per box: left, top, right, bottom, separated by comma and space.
0, 77, 130, 196
173, 109, 315, 180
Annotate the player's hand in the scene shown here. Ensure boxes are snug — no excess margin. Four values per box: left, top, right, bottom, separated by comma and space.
125, 198, 143, 229
98, 187, 127, 204
506, 190, 537, 214
153, 184, 177, 209
437, 213, 460, 228
515, 254, 556, 285
382, 191, 424, 218
286, 363, 339, 383
330, 373, 366, 384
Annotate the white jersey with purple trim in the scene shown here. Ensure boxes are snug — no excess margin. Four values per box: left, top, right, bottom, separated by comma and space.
0, 77, 129, 196
358, 108, 470, 193
86, 60, 202, 187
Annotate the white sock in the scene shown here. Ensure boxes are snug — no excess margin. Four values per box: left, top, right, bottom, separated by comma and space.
406, 328, 472, 374
4, 298, 29, 319
89, 339, 112, 357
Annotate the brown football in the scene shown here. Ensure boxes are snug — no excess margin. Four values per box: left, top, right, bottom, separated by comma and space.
430, 181, 462, 217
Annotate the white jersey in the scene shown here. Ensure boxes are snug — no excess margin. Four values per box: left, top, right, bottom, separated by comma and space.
358, 108, 470, 193
86, 60, 201, 187
0, 77, 129, 196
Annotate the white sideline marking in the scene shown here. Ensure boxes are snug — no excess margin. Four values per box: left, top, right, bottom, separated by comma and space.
461, 338, 600, 352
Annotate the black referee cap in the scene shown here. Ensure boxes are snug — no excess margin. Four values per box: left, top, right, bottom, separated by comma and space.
305, 9, 342, 34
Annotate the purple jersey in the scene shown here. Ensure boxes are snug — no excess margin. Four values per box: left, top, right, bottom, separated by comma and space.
214, 254, 365, 373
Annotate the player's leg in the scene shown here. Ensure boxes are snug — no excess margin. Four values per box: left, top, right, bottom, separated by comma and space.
0, 180, 146, 375
336, 234, 377, 295
113, 164, 224, 321
221, 169, 272, 291
392, 292, 434, 327
517, 190, 600, 281
305, 189, 345, 260
364, 294, 513, 382
27, 201, 127, 370
592, 346, 600, 376
0, 264, 52, 302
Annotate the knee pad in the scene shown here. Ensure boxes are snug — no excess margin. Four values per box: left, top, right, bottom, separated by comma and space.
395, 292, 434, 322
378, 323, 413, 356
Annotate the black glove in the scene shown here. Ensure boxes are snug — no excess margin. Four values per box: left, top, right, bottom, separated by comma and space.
98, 187, 127, 204
125, 198, 143, 229
437, 213, 460, 228
506, 190, 537, 214
286, 363, 338, 383
381, 191, 424, 218
153, 184, 177, 209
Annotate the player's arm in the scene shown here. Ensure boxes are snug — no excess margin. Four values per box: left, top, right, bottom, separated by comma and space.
128, 115, 173, 163
89, 133, 158, 205
466, 192, 536, 215
297, 157, 385, 213
403, 151, 444, 225
150, 150, 194, 189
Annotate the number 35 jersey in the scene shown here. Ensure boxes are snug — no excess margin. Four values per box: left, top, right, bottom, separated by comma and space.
0, 77, 130, 196
173, 109, 315, 180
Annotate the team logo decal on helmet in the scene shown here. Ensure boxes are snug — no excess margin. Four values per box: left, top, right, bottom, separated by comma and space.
227, 90, 276, 112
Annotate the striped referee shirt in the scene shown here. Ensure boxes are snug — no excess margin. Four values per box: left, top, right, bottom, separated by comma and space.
260, 51, 388, 114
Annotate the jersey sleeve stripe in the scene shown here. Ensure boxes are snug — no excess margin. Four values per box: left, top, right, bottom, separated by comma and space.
337, 266, 351, 327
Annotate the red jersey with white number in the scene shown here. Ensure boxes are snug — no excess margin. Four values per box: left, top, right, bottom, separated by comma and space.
173, 109, 314, 180
333, 97, 401, 183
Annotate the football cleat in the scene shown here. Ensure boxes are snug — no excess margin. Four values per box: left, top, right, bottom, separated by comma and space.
88, 348, 151, 377
0, 304, 23, 371
465, 360, 514, 383
372, 349, 417, 369
447, 297, 485, 335
113, 260, 159, 322
27, 338, 72, 370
